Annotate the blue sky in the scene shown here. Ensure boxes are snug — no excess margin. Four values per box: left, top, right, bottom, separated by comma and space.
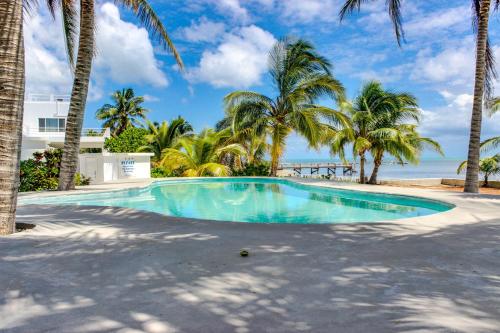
24, 0, 500, 160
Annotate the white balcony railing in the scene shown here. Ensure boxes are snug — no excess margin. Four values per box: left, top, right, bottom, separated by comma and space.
26, 94, 71, 102
24, 127, 110, 138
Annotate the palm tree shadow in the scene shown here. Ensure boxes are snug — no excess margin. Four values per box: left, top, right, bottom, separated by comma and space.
0, 205, 499, 332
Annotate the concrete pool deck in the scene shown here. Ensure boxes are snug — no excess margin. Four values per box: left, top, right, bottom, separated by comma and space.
2, 178, 500, 332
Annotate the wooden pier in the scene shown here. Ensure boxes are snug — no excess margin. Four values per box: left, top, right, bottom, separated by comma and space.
278, 162, 355, 176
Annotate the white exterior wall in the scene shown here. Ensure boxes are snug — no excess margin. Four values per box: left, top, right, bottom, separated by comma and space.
21, 96, 70, 160
23, 98, 69, 132
79, 153, 153, 184
21, 94, 108, 160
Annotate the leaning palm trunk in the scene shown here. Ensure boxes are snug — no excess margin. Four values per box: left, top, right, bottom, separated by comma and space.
58, 0, 95, 190
358, 152, 366, 184
270, 148, 280, 177
0, 0, 25, 235
368, 156, 382, 185
270, 127, 285, 177
464, 0, 491, 193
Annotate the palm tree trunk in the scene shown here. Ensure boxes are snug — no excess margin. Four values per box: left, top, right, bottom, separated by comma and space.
368, 155, 382, 185
483, 174, 489, 188
58, 0, 95, 190
270, 126, 284, 177
464, 0, 491, 193
270, 147, 280, 177
359, 152, 366, 184
0, 0, 25, 235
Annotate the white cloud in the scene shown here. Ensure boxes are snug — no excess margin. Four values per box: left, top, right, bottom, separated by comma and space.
24, 12, 73, 95
143, 94, 160, 102
411, 37, 500, 95
24, 2, 168, 98
94, 3, 168, 87
439, 91, 473, 111
279, 0, 339, 23
405, 6, 469, 36
410, 38, 475, 88
196, 0, 250, 22
186, 25, 276, 88
179, 17, 225, 43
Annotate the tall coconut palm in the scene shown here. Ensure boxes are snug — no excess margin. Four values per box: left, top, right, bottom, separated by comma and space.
96, 88, 148, 137
0, 0, 25, 235
161, 129, 246, 177
139, 117, 193, 162
340, 0, 496, 193
58, 0, 183, 190
224, 38, 346, 176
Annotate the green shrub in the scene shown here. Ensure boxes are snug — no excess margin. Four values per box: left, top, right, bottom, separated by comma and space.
75, 173, 91, 186
19, 149, 91, 192
104, 127, 148, 153
19, 159, 58, 192
151, 167, 172, 178
232, 163, 270, 176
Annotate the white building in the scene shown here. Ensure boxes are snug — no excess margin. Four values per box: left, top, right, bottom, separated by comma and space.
22, 94, 153, 183
21, 94, 110, 160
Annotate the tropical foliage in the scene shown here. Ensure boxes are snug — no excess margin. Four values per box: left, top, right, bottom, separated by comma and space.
104, 127, 148, 153
481, 136, 500, 153
96, 88, 148, 137
231, 163, 270, 176
338, 0, 496, 193
223, 38, 346, 176
329, 81, 442, 184
457, 155, 500, 187
160, 129, 246, 177
139, 117, 193, 162
20, 150, 90, 192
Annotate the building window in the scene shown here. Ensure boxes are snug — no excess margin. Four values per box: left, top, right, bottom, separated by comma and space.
39, 118, 65, 132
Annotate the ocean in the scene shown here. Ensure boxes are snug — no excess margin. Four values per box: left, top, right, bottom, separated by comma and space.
283, 158, 499, 180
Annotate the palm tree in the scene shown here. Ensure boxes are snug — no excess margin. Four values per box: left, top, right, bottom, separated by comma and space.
330, 81, 404, 183
368, 124, 443, 184
241, 135, 269, 166
339, 0, 496, 193
96, 88, 148, 137
58, 0, 183, 191
366, 92, 443, 184
224, 38, 346, 176
139, 117, 193, 163
161, 129, 246, 177
0, 0, 24, 235
457, 154, 500, 188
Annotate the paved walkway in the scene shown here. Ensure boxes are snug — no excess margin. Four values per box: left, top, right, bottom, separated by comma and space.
2, 179, 500, 332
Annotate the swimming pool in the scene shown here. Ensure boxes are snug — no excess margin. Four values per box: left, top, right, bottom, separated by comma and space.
19, 178, 454, 224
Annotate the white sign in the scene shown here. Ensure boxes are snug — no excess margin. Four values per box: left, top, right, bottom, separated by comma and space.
120, 158, 135, 176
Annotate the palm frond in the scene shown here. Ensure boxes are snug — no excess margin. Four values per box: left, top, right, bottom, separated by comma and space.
339, 0, 405, 46
117, 0, 183, 68
481, 136, 500, 152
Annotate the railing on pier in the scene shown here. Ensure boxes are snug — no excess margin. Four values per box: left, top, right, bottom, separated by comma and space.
278, 162, 356, 176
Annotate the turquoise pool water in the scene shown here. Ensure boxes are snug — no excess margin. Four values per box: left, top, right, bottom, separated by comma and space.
19, 178, 453, 224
